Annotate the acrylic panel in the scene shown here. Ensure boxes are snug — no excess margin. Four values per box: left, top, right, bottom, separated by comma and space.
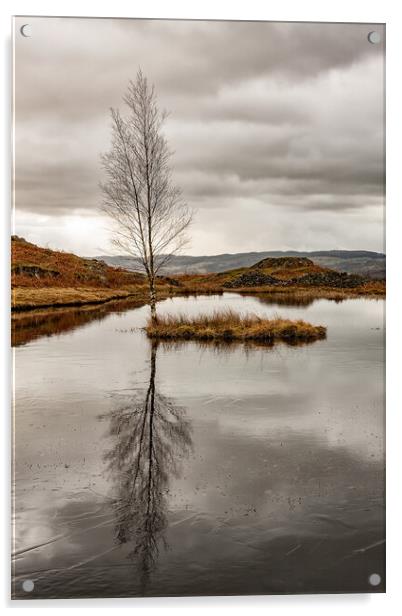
12, 16, 385, 599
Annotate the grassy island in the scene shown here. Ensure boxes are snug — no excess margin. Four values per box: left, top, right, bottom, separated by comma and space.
145, 310, 326, 344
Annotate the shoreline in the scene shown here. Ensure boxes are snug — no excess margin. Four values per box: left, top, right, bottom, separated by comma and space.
11, 283, 386, 313
11, 286, 164, 313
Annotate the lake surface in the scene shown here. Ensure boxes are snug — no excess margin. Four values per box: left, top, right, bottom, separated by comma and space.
12, 293, 385, 598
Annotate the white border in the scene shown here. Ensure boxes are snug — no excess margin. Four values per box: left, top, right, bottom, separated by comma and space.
2, 1, 402, 614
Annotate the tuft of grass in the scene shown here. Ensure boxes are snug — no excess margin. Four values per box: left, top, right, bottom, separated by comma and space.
145, 309, 326, 344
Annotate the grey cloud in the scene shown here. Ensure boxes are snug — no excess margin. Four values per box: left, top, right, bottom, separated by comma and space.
14, 17, 385, 253
15, 160, 100, 216
15, 19, 384, 122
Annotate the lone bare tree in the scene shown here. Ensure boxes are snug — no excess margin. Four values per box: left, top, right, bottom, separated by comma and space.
101, 70, 192, 323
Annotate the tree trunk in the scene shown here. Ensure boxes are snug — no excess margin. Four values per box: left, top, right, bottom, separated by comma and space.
149, 278, 157, 324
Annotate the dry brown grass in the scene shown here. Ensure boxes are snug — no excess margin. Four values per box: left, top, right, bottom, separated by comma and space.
12, 282, 178, 311
11, 286, 146, 310
146, 309, 326, 344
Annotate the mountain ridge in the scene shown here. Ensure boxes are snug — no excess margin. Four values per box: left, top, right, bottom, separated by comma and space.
97, 249, 386, 279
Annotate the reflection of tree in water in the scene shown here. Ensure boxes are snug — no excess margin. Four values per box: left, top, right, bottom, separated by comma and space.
104, 341, 192, 590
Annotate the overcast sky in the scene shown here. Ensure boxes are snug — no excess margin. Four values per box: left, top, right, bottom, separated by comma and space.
14, 17, 385, 256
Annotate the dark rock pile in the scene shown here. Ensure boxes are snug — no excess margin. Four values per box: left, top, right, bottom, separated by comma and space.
223, 271, 285, 288
296, 271, 367, 288
223, 269, 368, 289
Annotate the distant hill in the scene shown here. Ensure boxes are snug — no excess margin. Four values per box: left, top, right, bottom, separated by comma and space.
98, 249, 385, 279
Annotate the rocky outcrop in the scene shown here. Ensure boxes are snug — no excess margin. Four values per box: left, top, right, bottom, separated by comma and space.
253, 256, 314, 270
12, 264, 60, 279
160, 276, 181, 287
222, 256, 369, 289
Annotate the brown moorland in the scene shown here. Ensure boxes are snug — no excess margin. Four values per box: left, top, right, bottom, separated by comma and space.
11, 236, 177, 310
11, 237, 385, 311
11, 235, 145, 289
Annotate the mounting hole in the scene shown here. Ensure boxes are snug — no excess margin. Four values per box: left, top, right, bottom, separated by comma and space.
368, 573, 381, 586
20, 24, 32, 38
22, 580, 35, 592
22, 579, 34, 592
368, 31, 381, 44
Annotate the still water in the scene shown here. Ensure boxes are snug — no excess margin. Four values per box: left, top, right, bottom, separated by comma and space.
12, 293, 385, 598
